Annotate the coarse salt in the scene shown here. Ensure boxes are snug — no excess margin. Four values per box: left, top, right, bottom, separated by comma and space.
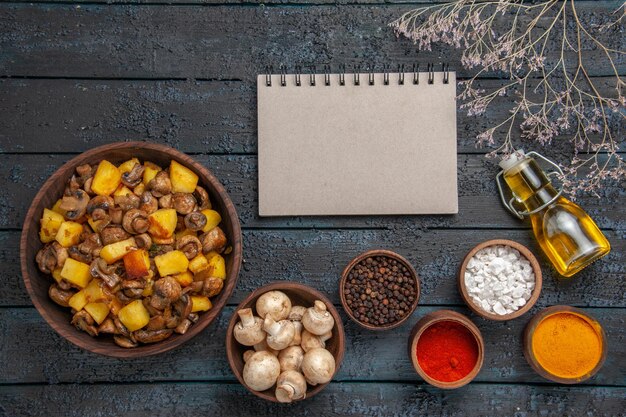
464, 245, 535, 316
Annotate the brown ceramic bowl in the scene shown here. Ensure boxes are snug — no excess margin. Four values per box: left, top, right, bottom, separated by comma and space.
339, 249, 420, 331
408, 310, 484, 389
523, 305, 607, 384
20, 142, 243, 357
226, 282, 345, 402
458, 239, 542, 321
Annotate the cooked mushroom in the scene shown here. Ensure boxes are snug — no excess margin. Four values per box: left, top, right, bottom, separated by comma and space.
171, 294, 193, 326
175, 215, 185, 233
134, 233, 152, 250
68, 246, 92, 263
48, 284, 75, 307
59, 189, 90, 220
114, 335, 138, 348
150, 244, 174, 257
158, 194, 173, 209
83, 177, 94, 195
174, 318, 193, 334
100, 225, 130, 246
176, 235, 202, 260
114, 193, 140, 212
122, 209, 150, 234
150, 277, 182, 310
86, 195, 114, 216
202, 276, 224, 298
134, 329, 173, 344
90, 258, 121, 288
109, 206, 123, 224
171, 193, 197, 215
76, 163, 93, 180
90, 207, 112, 232
139, 191, 159, 214
193, 186, 211, 210
199, 227, 227, 254
78, 232, 102, 258
121, 279, 146, 298
147, 171, 172, 197
36, 242, 68, 274
98, 318, 117, 334
121, 163, 145, 188
184, 211, 207, 232
71, 310, 98, 337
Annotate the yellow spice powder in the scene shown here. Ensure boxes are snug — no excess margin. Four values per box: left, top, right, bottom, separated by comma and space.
532, 312, 603, 379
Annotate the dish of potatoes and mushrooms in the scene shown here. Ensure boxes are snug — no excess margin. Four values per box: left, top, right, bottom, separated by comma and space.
35, 157, 229, 348
233, 291, 337, 403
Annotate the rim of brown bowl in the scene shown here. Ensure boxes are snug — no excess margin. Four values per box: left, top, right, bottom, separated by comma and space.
408, 309, 485, 389
523, 305, 607, 384
339, 249, 420, 331
458, 239, 542, 321
225, 282, 345, 403
20, 141, 243, 358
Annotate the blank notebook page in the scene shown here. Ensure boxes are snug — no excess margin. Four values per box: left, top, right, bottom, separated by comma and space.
257, 71, 458, 216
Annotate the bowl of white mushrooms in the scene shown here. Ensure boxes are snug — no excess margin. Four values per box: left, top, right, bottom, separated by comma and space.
225, 282, 345, 403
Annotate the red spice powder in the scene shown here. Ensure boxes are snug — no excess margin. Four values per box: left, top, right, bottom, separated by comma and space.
416, 320, 479, 382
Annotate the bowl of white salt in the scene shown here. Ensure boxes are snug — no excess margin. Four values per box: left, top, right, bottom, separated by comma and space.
458, 239, 542, 321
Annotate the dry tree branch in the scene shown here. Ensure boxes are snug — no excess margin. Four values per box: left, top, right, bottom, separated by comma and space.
390, 0, 625, 197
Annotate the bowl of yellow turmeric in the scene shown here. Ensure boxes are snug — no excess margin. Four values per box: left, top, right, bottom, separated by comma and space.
523, 306, 607, 384
20, 142, 242, 357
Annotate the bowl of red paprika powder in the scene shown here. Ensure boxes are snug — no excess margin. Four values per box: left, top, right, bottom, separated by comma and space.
408, 310, 484, 389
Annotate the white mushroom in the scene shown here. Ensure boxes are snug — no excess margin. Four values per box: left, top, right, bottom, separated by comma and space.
289, 320, 303, 347
278, 345, 305, 372
256, 290, 292, 321
301, 348, 336, 386
242, 351, 281, 392
233, 308, 265, 346
263, 316, 295, 351
300, 329, 332, 352
243, 350, 256, 363
288, 305, 307, 321
253, 339, 279, 356
275, 370, 307, 403
302, 300, 335, 335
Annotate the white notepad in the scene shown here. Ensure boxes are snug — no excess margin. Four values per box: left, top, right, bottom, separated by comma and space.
257, 69, 458, 216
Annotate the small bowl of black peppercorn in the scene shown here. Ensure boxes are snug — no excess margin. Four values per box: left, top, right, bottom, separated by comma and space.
339, 250, 420, 331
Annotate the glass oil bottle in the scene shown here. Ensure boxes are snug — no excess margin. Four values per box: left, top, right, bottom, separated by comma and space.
496, 150, 610, 277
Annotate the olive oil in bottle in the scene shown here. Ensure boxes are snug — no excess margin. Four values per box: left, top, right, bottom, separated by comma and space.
497, 150, 610, 277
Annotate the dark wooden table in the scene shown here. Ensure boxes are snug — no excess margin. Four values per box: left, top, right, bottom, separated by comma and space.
0, 0, 624, 415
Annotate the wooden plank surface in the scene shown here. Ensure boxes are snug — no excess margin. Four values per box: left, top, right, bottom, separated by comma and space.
0, 78, 623, 155
1, 382, 625, 417
0, 3, 623, 80
0, 306, 624, 385
0, 154, 624, 231
3, 229, 624, 307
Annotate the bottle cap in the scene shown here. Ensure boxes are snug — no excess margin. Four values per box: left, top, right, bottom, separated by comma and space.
499, 149, 526, 171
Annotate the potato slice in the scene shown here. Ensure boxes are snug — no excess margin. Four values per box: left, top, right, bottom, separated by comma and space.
169, 160, 199, 193
148, 208, 177, 239
188, 254, 209, 274
100, 237, 137, 264
191, 296, 212, 312
154, 250, 189, 277
55, 221, 84, 248
40, 208, 65, 243
91, 160, 122, 196
207, 254, 226, 280
51, 198, 67, 217
113, 184, 134, 197
60, 258, 91, 288
123, 249, 151, 279
173, 270, 194, 287
143, 161, 162, 185
117, 299, 150, 332
84, 302, 110, 325
200, 209, 222, 233
118, 158, 140, 174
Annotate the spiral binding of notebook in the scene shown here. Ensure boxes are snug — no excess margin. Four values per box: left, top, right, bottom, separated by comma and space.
263, 63, 451, 87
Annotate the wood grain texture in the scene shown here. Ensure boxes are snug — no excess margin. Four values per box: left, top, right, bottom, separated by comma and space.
2, 382, 625, 417
0, 78, 622, 155
1, 154, 624, 230
4, 229, 624, 307
0, 3, 623, 79
1, 306, 624, 386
